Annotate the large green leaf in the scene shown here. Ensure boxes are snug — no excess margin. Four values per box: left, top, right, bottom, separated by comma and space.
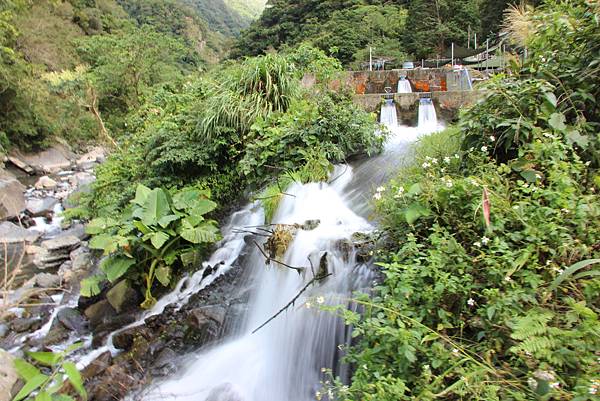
150, 231, 170, 249
404, 203, 431, 225
158, 214, 180, 228
85, 217, 118, 235
100, 256, 136, 283
13, 359, 41, 381
155, 265, 171, 286
548, 112, 567, 131
34, 391, 51, 401
142, 188, 172, 226
12, 373, 47, 401
63, 362, 87, 400
80, 275, 104, 297
181, 223, 220, 244
189, 199, 218, 217
88, 234, 114, 251
132, 184, 152, 206
26, 351, 60, 367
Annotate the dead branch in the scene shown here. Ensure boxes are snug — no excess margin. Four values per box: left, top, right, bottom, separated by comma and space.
253, 240, 304, 274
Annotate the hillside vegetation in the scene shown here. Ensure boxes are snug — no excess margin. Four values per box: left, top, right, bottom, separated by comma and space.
183, 0, 266, 36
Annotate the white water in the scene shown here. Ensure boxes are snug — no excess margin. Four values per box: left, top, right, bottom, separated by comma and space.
418, 99, 443, 134
397, 78, 412, 93
379, 99, 398, 128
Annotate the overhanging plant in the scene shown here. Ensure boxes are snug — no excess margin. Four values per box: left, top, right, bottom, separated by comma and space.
81, 184, 221, 308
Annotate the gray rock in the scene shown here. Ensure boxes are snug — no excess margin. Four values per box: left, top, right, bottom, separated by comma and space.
41, 235, 81, 252
190, 305, 227, 326
0, 324, 7, 338
76, 147, 106, 169
151, 347, 178, 377
34, 272, 60, 288
26, 197, 58, 217
34, 176, 57, 190
187, 305, 227, 343
6, 155, 33, 174
61, 224, 89, 241
57, 307, 87, 333
0, 350, 18, 401
69, 172, 95, 188
84, 300, 116, 329
106, 280, 138, 313
12, 144, 74, 174
10, 317, 42, 333
0, 178, 26, 220
0, 222, 40, 244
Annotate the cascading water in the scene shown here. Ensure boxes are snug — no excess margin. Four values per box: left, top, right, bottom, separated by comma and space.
139, 166, 376, 401
379, 99, 398, 129
397, 78, 412, 93
418, 98, 442, 134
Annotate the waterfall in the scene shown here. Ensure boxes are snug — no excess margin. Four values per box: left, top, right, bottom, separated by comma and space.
397, 78, 412, 93
418, 98, 442, 134
379, 99, 398, 129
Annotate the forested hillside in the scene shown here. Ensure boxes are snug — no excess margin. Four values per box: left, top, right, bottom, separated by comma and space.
183, 0, 266, 36
233, 0, 539, 66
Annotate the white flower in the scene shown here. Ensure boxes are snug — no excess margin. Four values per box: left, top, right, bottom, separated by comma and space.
481, 236, 490, 245
469, 147, 474, 152
528, 377, 538, 391
373, 192, 382, 200
467, 298, 476, 307
337, 344, 344, 350
452, 348, 460, 356
481, 146, 488, 152
469, 178, 478, 186
362, 364, 368, 371
561, 208, 570, 214
376, 186, 386, 193
431, 158, 439, 164
489, 136, 496, 142
535, 174, 542, 180
512, 205, 519, 210
422, 162, 431, 169
316, 296, 325, 304
454, 154, 460, 159
305, 302, 312, 309
550, 382, 560, 389
444, 157, 451, 164
446, 181, 453, 188
321, 367, 327, 373
315, 390, 322, 400
505, 276, 512, 282
585, 161, 592, 166
474, 241, 482, 248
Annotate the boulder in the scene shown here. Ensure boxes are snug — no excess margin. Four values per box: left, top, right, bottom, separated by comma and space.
11, 144, 74, 174
0, 222, 40, 244
151, 347, 177, 376
69, 172, 95, 188
41, 235, 81, 252
87, 363, 138, 401
0, 350, 18, 401
84, 300, 116, 329
25, 197, 58, 217
61, 223, 88, 241
34, 273, 61, 288
57, 307, 87, 333
0, 178, 26, 220
34, 176, 57, 190
76, 147, 106, 170
106, 280, 139, 313
0, 324, 7, 338
10, 317, 42, 333
6, 155, 34, 174
81, 351, 112, 379
187, 305, 227, 343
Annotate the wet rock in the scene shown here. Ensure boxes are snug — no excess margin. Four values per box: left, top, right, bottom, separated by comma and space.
206, 383, 244, 401
0, 350, 18, 401
34, 272, 60, 288
84, 300, 116, 329
26, 197, 58, 217
151, 347, 177, 376
6, 155, 34, 174
301, 219, 321, 230
69, 172, 95, 188
11, 317, 42, 333
106, 280, 139, 313
0, 222, 40, 244
40, 324, 69, 347
0, 324, 7, 338
0, 178, 26, 220
61, 223, 89, 241
57, 307, 87, 333
87, 363, 138, 401
187, 305, 226, 342
76, 147, 105, 170
34, 176, 58, 190
82, 351, 112, 379
93, 314, 137, 346
112, 326, 139, 350
41, 235, 81, 252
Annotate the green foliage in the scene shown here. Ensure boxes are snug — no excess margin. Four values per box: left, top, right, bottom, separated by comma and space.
82, 184, 220, 308
181, 0, 265, 37
12, 343, 86, 401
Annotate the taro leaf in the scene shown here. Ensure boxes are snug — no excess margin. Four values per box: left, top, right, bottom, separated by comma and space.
13, 359, 41, 381
142, 189, 171, 227
180, 250, 202, 267
85, 218, 118, 235
181, 222, 220, 244
407, 183, 422, 197
88, 234, 114, 252
173, 188, 202, 210
155, 266, 171, 287
100, 256, 136, 283
150, 231, 170, 250
566, 130, 589, 148
133, 221, 151, 235
26, 351, 60, 367
550, 259, 600, 291
164, 249, 179, 266
34, 391, 51, 401
520, 170, 539, 183
158, 214, 180, 228
12, 373, 48, 401
63, 362, 87, 400
80, 275, 104, 297
548, 112, 567, 132
404, 203, 431, 225
189, 199, 218, 217
132, 184, 152, 206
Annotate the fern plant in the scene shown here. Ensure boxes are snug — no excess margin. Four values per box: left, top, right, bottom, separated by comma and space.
81, 184, 221, 308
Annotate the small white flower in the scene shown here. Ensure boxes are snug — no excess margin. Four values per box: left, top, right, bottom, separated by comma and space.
376, 186, 386, 193
422, 162, 431, 169
373, 192, 382, 200
481, 146, 488, 152
362, 364, 368, 371
561, 208, 570, 214
315, 390, 322, 400
505, 276, 512, 282
316, 296, 325, 304
550, 382, 560, 389
446, 181, 453, 188
321, 367, 327, 373
452, 348, 460, 356
394, 187, 405, 199
444, 157, 451, 164
590, 386, 598, 395
512, 205, 519, 210
467, 298, 476, 307
535, 174, 542, 180
431, 158, 439, 164
454, 153, 460, 159
528, 377, 538, 391
337, 344, 344, 350
481, 236, 490, 245
469, 147, 474, 152
474, 241, 482, 248
585, 161, 592, 166
469, 178, 478, 186
489, 136, 496, 142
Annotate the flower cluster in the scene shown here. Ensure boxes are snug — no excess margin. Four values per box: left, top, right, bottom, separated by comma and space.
373, 186, 386, 200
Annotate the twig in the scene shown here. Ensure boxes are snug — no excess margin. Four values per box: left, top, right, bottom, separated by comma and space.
252, 273, 332, 334
253, 240, 304, 274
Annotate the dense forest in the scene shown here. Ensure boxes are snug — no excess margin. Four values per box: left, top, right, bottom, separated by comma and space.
1, 1, 599, 401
